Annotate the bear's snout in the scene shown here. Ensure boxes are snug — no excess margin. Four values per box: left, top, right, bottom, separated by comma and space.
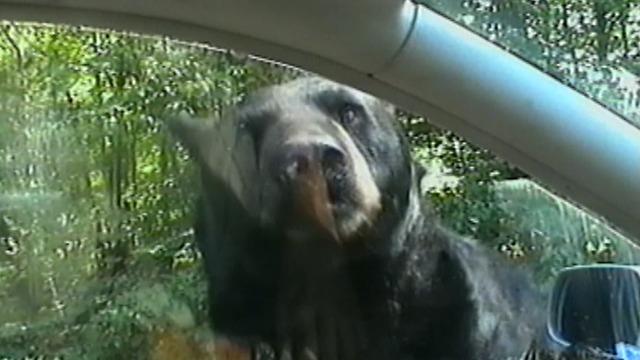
275, 142, 348, 195
266, 137, 359, 242
258, 115, 381, 241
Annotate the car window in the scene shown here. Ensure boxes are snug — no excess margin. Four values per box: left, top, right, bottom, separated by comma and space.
0, 21, 638, 359
415, 0, 640, 129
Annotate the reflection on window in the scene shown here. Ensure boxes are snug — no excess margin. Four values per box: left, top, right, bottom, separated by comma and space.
416, 0, 640, 129
0, 22, 638, 359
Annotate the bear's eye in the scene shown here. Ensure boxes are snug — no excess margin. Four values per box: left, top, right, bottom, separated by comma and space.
338, 104, 362, 127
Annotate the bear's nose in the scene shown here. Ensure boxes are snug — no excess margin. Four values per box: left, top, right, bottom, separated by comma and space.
277, 143, 346, 183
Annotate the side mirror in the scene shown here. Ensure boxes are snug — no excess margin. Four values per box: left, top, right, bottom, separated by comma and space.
548, 264, 640, 358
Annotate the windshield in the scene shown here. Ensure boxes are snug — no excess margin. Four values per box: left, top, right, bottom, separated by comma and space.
415, 0, 640, 129
0, 20, 639, 360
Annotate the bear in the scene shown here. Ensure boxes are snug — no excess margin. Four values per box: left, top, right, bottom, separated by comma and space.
167, 76, 549, 360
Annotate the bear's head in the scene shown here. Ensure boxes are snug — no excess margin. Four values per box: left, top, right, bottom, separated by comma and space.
168, 76, 421, 246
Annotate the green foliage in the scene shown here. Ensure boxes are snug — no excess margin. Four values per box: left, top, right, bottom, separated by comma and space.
399, 111, 527, 253
492, 179, 640, 286
0, 24, 302, 353
0, 269, 207, 359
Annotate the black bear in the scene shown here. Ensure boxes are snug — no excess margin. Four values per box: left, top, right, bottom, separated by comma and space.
167, 76, 548, 360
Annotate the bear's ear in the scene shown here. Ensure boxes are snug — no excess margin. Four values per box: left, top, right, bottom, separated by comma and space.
165, 113, 216, 162
165, 113, 261, 212
413, 161, 427, 183
412, 161, 428, 194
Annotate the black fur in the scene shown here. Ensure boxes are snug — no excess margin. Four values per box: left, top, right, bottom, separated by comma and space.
168, 76, 548, 360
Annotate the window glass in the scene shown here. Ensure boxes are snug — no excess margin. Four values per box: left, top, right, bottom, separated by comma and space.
0, 23, 637, 359
416, 0, 640, 129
